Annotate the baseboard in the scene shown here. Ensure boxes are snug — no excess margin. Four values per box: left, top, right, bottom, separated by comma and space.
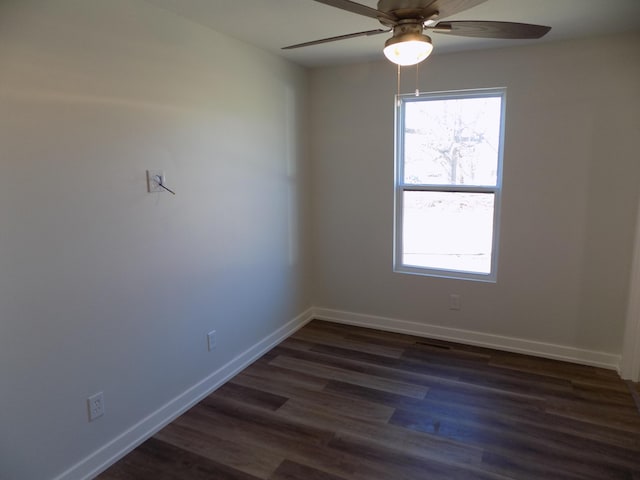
53, 307, 315, 480
312, 307, 621, 371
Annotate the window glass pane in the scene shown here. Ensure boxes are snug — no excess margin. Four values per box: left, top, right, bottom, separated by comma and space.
402, 191, 495, 274
404, 96, 501, 186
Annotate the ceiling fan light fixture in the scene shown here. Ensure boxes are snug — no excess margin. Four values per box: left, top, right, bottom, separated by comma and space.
383, 32, 433, 66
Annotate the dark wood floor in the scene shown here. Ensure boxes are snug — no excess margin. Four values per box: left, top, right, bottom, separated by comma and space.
98, 320, 640, 480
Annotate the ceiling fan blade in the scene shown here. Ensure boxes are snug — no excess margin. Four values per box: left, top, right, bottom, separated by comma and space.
313, 0, 397, 22
421, 0, 488, 21
282, 29, 390, 50
432, 21, 551, 39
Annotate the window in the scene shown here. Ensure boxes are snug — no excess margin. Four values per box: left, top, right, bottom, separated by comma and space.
394, 88, 505, 282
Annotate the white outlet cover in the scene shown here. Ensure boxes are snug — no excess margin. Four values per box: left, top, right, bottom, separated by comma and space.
87, 392, 105, 421
449, 294, 461, 311
207, 330, 216, 351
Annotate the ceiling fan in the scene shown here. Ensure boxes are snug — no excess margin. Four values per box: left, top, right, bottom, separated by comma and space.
283, 0, 551, 66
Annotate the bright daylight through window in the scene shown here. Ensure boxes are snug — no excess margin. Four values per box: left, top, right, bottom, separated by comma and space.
394, 88, 505, 282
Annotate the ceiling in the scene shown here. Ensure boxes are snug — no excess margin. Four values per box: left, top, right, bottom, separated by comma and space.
144, 0, 640, 67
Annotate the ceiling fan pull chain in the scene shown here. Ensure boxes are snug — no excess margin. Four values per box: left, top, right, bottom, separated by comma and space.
415, 63, 420, 96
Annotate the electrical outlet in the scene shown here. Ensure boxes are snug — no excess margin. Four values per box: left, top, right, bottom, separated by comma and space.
146, 170, 165, 193
207, 330, 216, 351
449, 294, 461, 311
87, 392, 105, 421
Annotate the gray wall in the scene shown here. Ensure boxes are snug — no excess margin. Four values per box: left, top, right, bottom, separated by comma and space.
0, 1, 311, 479
310, 32, 640, 355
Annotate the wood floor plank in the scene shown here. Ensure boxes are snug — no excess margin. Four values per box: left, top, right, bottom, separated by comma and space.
424, 382, 548, 415
230, 366, 326, 401
191, 397, 439, 480
289, 338, 578, 404
154, 421, 283, 479
402, 346, 576, 398
268, 460, 349, 480
390, 407, 639, 478
544, 398, 640, 431
96, 437, 263, 480
480, 450, 603, 480
277, 336, 317, 352
290, 328, 406, 359
308, 342, 468, 381
276, 396, 485, 469
327, 432, 508, 480
269, 353, 429, 399
422, 395, 640, 452
99, 320, 640, 480
271, 342, 542, 397
213, 381, 289, 411
196, 396, 333, 447
324, 380, 640, 453
308, 321, 426, 348
570, 381, 639, 408
488, 350, 607, 380
230, 362, 399, 425
239, 360, 329, 392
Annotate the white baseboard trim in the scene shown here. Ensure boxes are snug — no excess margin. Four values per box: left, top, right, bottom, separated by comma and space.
53, 307, 315, 480
312, 307, 621, 371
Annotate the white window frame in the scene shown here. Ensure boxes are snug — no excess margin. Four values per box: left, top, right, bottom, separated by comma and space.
394, 87, 506, 282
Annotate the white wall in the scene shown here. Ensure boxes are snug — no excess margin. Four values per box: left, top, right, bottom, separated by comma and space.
0, 1, 311, 479
310, 33, 640, 357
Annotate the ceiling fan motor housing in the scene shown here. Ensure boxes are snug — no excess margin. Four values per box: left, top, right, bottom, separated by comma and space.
377, 0, 439, 26
392, 20, 426, 38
